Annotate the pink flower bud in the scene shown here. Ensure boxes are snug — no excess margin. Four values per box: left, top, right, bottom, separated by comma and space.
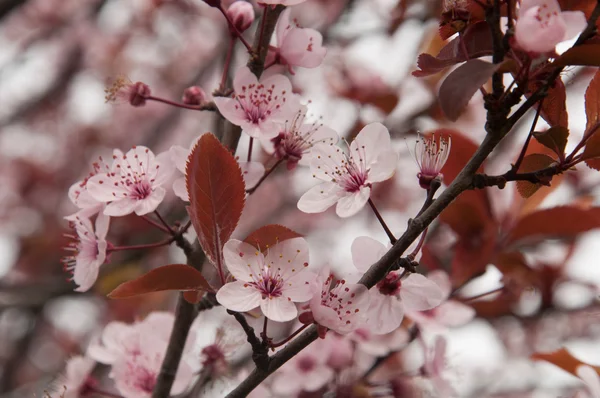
104, 76, 151, 107
227, 1, 254, 33
129, 82, 151, 107
182, 86, 207, 106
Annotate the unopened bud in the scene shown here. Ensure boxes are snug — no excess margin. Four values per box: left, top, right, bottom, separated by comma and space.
227, 1, 254, 33
182, 86, 207, 106
104, 77, 151, 107
129, 82, 151, 107
203, 0, 221, 7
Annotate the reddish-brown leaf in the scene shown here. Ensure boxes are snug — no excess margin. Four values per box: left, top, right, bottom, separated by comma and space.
585, 70, 600, 132
583, 131, 600, 170
243, 224, 302, 251
515, 153, 556, 198
186, 133, 246, 270
531, 348, 600, 376
433, 129, 482, 185
529, 77, 568, 128
507, 206, 600, 246
533, 126, 569, 158
108, 264, 212, 299
553, 44, 600, 68
439, 59, 501, 121
183, 290, 204, 304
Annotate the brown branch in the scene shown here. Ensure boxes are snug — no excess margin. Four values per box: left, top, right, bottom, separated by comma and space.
227, 310, 269, 371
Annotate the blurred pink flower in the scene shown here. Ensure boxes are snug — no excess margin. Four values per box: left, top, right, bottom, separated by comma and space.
62, 213, 110, 292
266, 8, 326, 73
271, 338, 334, 395
87, 146, 174, 217
405, 270, 475, 331
412, 134, 451, 190
309, 267, 370, 335
352, 236, 444, 334
104, 76, 151, 107
297, 122, 397, 218
213, 66, 298, 139
423, 336, 456, 397
351, 327, 410, 357
216, 238, 316, 322
514, 0, 586, 54
65, 158, 114, 221
55, 356, 96, 398
169, 137, 264, 201
260, 104, 339, 170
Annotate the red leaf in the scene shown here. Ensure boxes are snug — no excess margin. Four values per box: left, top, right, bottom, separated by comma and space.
428, 129, 482, 185
243, 224, 302, 251
585, 70, 600, 132
108, 264, 212, 299
553, 44, 600, 68
507, 206, 600, 246
532, 348, 600, 377
439, 59, 501, 121
413, 22, 493, 77
183, 291, 204, 304
186, 133, 246, 273
533, 126, 569, 158
529, 77, 568, 128
515, 153, 556, 198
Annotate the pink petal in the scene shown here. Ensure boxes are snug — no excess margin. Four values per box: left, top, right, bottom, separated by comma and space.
367, 149, 397, 183
223, 239, 264, 283
264, 237, 310, 279
275, 8, 291, 45
232, 66, 258, 93
304, 366, 335, 391
577, 365, 600, 398
335, 186, 370, 218
562, 11, 587, 40
351, 122, 392, 168
172, 177, 188, 201
400, 273, 445, 311
213, 97, 250, 127
435, 301, 476, 327
73, 256, 101, 292
351, 236, 386, 273
169, 145, 189, 173
259, 296, 298, 322
133, 187, 166, 215
216, 281, 262, 312
239, 161, 265, 189
87, 174, 128, 203
283, 270, 317, 301
366, 291, 405, 335
297, 182, 344, 214
309, 143, 347, 182
427, 270, 452, 299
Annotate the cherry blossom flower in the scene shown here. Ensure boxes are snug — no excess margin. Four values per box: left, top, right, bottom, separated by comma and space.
213, 67, 298, 139
258, 0, 307, 5
216, 238, 316, 322
423, 336, 457, 397
297, 122, 397, 218
88, 313, 195, 398
86, 146, 174, 217
54, 356, 96, 398
271, 338, 334, 395
405, 270, 475, 331
260, 105, 339, 170
351, 327, 410, 357
309, 267, 370, 335
514, 0, 586, 54
62, 213, 110, 292
412, 133, 451, 190
169, 138, 264, 201
352, 236, 444, 334
576, 365, 600, 398
266, 8, 326, 73
104, 76, 151, 107
65, 157, 115, 221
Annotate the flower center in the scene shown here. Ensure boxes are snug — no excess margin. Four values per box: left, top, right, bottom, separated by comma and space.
376, 271, 402, 296
249, 265, 285, 299
235, 83, 285, 125
133, 366, 156, 393
298, 356, 316, 373
130, 180, 153, 200
339, 163, 369, 193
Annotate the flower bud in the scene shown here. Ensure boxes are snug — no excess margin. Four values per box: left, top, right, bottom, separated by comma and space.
182, 86, 207, 106
104, 77, 151, 107
129, 82, 151, 107
227, 1, 254, 33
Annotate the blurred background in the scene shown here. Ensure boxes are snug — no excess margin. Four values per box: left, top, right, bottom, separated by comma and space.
1, 0, 600, 396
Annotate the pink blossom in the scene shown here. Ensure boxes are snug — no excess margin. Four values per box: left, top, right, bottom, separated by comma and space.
104, 76, 151, 107
271, 338, 334, 395
266, 8, 326, 73
412, 133, 451, 190
576, 365, 600, 398
297, 122, 397, 218
88, 313, 195, 398
258, 0, 307, 5
169, 138, 264, 201
62, 213, 110, 292
351, 327, 410, 356
227, 1, 254, 33
65, 157, 115, 221
54, 356, 96, 398
514, 0, 586, 54
404, 270, 475, 331
260, 105, 339, 170
352, 236, 444, 334
216, 238, 316, 322
213, 67, 298, 139
309, 267, 370, 335
86, 146, 174, 217
423, 336, 457, 397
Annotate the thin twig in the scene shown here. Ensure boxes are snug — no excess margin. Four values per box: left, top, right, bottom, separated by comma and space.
368, 198, 397, 244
